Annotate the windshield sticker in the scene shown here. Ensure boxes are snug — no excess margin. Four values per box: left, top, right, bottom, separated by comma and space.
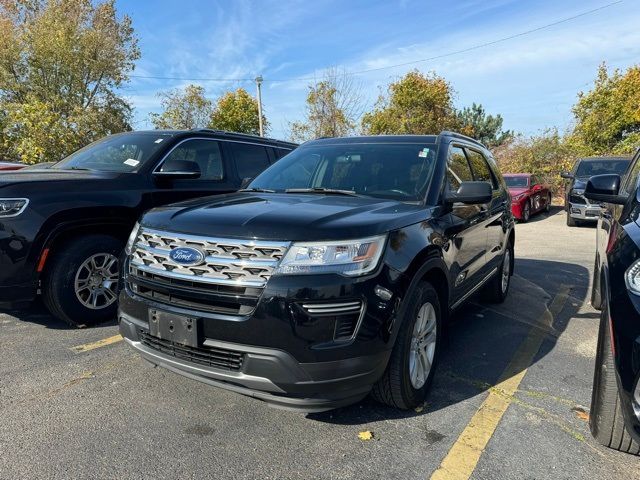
154, 138, 164, 144
418, 148, 429, 158
124, 158, 140, 167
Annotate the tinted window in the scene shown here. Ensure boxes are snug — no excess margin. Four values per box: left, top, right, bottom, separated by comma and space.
447, 146, 473, 190
275, 148, 293, 159
504, 176, 529, 188
160, 139, 223, 180
575, 159, 629, 177
250, 142, 438, 202
466, 149, 497, 189
53, 133, 172, 172
231, 143, 270, 180
623, 158, 640, 195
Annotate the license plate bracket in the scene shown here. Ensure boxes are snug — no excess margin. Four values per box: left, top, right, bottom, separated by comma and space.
148, 309, 198, 348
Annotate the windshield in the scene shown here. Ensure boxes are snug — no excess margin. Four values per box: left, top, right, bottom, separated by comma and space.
575, 159, 629, 177
249, 142, 438, 202
504, 176, 529, 188
53, 133, 172, 172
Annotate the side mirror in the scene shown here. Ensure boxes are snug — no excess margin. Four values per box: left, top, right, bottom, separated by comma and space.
560, 171, 574, 180
445, 181, 492, 205
584, 174, 625, 204
153, 159, 201, 179
240, 177, 253, 189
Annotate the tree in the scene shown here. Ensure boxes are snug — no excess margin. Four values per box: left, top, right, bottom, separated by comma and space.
493, 129, 574, 195
289, 68, 363, 142
457, 103, 512, 147
0, 0, 139, 163
569, 63, 640, 155
361, 70, 459, 135
208, 88, 266, 135
149, 84, 212, 130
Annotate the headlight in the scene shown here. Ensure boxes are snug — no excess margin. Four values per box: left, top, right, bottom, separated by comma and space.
125, 222, 141, 255
573, 189, 585, 195
0, 198, 29, 217
625, 259, 640, 296
275, 235, 386, 277
512, 194, 525, 201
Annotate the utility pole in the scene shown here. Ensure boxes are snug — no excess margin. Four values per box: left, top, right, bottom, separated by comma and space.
255, 75, 264, 137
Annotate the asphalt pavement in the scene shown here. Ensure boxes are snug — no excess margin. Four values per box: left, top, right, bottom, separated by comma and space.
1, 208, 638, 479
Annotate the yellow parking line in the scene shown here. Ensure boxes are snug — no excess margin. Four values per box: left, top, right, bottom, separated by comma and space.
70, 334, 123, 353
430, 286, 570, 480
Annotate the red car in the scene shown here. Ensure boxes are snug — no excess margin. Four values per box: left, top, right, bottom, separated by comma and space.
504, 173, 552, 222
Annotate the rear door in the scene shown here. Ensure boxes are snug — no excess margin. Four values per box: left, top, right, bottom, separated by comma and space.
227, 141, 272, 185
444, 145, 490, 300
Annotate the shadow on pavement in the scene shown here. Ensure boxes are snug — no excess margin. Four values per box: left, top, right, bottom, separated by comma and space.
308, 258, 589, 424
0, 299, 117, 330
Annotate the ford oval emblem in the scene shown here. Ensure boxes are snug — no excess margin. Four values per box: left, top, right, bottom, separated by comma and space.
169, 246, 205, 266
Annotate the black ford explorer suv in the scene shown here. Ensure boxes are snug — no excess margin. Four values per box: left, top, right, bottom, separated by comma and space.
585, 148, 640, 454
0, 129, 295, 326
119, 132, 515, 411
561, 156, 630, 227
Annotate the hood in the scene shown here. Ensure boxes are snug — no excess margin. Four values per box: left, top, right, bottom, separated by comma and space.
0, 169, 122, 188
141, 192, 430, 241
508, 187, 528, 196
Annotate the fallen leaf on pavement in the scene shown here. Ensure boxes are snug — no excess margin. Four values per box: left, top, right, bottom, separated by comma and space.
358, 431, 374, 441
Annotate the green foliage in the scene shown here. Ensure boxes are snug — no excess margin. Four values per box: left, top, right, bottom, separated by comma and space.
493, 129, 574, 195
149, 84, 213, 130
569, 63, 640, 156
290, 68, 362, 142
361, 70, 459, 135
208, 88, 266, 135
457, 103, 512, 147
0, 0, 139, 163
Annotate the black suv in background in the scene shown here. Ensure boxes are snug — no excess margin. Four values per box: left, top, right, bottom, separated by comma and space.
562, 156, 630, 227
0, 129, 296, 327
586, 148, 640, 455
119, 132, 515, 411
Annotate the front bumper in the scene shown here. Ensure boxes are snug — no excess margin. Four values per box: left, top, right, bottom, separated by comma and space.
118, 262, 402, 411
566, 192, 602, 221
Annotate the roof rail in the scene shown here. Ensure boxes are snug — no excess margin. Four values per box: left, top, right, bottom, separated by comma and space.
439, 130, 485, 147
191, 128, 297, 146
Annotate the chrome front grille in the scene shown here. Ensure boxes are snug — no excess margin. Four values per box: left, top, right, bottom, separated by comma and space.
130, 228, 290, 288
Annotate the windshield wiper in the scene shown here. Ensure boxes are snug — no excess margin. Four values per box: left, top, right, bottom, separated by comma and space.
239, 187, 276, 193
284, 187, 361, 196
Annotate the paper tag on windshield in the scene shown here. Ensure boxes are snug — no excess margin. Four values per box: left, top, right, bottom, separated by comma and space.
124, 158, 140, 167
154, 138, 164, 144
418, 148, 429, 158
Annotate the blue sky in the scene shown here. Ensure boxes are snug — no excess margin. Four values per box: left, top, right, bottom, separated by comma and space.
117, 0, 640, 140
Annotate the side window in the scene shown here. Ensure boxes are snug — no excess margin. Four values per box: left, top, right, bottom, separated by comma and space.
623, 158, 640, 195
160, 139, 224, 180
447, 146, 474, 191
466, 148, 497, 189
275, 148, 292, 159
230, 143, 270, 180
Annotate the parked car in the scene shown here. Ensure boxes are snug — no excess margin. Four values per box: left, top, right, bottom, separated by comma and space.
119, 131, 515, 412
585, 148, 640, 455
503, 173, 552, 222
562, 156, 631, 227
0, 129, 296, 327
0, 161, 25, 171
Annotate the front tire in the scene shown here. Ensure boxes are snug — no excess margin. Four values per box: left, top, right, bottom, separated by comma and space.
567, 213, 578, 227
371, 281, 441, 409
589, 295, 640, 455
545, 193, 552, 213
43, 235, 123, 328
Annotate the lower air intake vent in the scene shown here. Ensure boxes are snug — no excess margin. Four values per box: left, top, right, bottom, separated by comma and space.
300, 300, 365, 341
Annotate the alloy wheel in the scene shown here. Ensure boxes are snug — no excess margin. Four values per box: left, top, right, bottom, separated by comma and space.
74, 253, 120, 309
409, 302, 438, 389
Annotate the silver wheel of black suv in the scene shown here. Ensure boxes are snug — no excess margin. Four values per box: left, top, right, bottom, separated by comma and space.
43, 235, 123, 328
371, 281, 442, 410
